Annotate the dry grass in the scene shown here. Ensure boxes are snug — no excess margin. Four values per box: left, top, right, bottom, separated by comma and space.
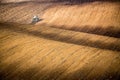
39, 2, 120, 27
37, 2, 120, 37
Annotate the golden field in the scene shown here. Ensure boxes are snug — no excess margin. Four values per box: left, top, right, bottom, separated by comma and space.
0, 0, 120, 80
37, 2, 120, 38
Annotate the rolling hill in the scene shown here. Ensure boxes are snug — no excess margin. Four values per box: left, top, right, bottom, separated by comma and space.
37, 2, 120, 38
0, 0, 120, 80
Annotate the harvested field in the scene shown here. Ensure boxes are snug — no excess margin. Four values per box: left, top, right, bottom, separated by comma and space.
0, 2, 52, 24
0, 22, 120, 80
0, 0, 64, 24
37, 2, 120, 37
0, 0, 120, 80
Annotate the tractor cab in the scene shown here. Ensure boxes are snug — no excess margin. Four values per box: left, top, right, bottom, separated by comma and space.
32, 15, 40, 24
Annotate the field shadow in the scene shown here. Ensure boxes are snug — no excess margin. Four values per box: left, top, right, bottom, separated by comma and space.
0, 22, 120, 52
56, 0, 120, 5
49, 25, 120, 38
1, 0, 119, 5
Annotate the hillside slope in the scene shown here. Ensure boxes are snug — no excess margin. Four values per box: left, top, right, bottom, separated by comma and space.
0, 1, 120, 80
37, 2, 120, 37
0, 22, 120, 80
0, 2, 55, 24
